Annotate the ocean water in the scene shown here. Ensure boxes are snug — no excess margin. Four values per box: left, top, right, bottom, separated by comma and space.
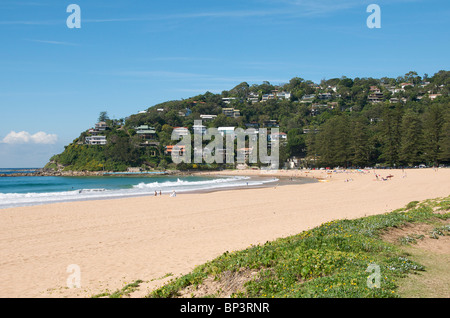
0, 170, 278, 209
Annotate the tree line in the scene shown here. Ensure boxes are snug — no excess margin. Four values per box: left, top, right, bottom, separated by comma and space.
304, 103, 449, 167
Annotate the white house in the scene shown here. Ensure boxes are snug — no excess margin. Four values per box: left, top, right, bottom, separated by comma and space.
388, 87, 404, 94
247, 92, 259, 103
85, 136, 107, 145
173, 127, 189, 136
222, 97, 237, 104
218, 127, 235, 137
200, 114, 217, 121
276, 91, 291, 100
248, 97, 259, 103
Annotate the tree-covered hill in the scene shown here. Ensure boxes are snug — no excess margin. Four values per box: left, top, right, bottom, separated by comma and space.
45, 70, 450, 172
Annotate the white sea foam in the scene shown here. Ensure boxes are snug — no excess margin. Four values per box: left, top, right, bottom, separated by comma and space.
134, 176, 252, 189
0, 176, 277, 209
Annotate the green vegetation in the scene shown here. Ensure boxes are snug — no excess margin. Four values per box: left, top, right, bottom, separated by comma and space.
429, 224, 450, 239
46, 71, 449, 171
92, 280, 143, 298
405, 201, 419, 209
147, 196, 449, 298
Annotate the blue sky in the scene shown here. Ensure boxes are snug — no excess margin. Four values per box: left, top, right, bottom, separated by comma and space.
0, 0, 449, 167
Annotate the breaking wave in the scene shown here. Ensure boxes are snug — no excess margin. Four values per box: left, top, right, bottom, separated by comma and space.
0, 176, 277, 209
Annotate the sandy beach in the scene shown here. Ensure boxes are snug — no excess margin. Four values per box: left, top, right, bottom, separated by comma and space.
0, 168, 449, 298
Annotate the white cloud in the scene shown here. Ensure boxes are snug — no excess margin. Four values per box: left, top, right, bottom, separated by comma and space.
1, 131, 58, 145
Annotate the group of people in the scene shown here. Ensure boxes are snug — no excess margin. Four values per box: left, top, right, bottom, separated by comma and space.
374, 173, 394, 181
154, 190, 177, 197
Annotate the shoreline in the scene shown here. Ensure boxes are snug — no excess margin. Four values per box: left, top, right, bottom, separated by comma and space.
0, 166, 440, 178
0, 168, 448, 298
0, 174, 315, 210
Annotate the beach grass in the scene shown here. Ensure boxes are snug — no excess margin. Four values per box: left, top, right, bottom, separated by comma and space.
92, 280, 143, 298
146, 195, 450, 298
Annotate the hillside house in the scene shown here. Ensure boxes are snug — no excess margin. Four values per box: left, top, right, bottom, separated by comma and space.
263, 120, 279, 128
173, 127, 189, 136
401, 83, 414, 89
222, 108, 240, 118
247, 92, 259, 103
200, 114, 217, 121
134, 125, 156, 140
218, 127, 236, 137
222, 97, 237, 104
269, 132, 287, 142
95, 122, 108, 131
368, 92, 384, 103
276, 91, 292, 100
318, 93, 332, 100
261, 94, 275, 101
301, 94, 316, 102
245, 122, 259, 129
165, 145, 186, 156
85, 135, 107, 145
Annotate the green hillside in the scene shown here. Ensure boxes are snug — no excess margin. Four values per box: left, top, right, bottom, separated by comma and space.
45, 70, 450, 172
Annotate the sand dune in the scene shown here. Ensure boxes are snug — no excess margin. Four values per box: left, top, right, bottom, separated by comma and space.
0, 168, 448, 298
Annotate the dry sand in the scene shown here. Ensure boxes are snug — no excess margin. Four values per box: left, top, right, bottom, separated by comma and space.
0, 168, 448, 298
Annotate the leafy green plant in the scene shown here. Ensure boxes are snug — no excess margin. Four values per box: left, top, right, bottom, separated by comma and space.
429, 225, 450, 239
92, 280, 143, 298
406, 201, 419, 209
398, 234, 425, 245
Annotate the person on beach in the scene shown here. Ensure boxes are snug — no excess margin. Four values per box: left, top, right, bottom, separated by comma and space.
170, 190, 176, 197
154, 191, 157, 196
